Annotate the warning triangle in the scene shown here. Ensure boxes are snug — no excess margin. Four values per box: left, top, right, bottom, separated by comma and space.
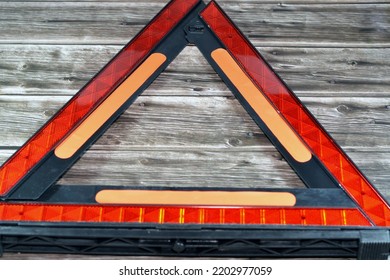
60, 46, 306, 190
0, 0, 389, 259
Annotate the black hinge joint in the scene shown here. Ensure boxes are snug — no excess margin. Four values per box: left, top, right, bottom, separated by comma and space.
185, 17, 205, 45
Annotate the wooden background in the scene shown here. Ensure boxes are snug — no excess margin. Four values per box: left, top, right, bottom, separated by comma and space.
0, 0, 389, 259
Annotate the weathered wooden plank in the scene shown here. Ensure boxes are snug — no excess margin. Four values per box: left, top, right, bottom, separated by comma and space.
1, 46, 390, 97
0, 148, 388, 200
0, 95, 389, 148
0, 2, 389, 46
0, 148, 306, 189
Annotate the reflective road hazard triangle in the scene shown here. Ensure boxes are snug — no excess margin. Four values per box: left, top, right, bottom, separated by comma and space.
0, 0, 389, 259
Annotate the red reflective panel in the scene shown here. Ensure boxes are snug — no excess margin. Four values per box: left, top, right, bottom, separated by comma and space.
0, 0, 199, 196
0, 204, 370, 226
201, 1, 390, 227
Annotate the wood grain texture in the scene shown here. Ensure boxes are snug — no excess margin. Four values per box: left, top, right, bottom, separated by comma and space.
0, 96, 389, 149
0, 2, 389, 46
1, 46, 390, 96
0, 0, 389, 259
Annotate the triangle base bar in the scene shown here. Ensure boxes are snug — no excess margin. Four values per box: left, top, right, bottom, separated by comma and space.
38, 185, 356, 208
0, 224, 389, 259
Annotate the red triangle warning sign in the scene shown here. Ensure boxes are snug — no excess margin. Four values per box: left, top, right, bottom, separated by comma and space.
0, 0, 389, 259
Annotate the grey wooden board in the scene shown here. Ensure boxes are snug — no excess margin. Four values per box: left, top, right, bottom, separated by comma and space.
0, 1, 390, 47
0, 0, 389, 260
1, 46, 390, 97
0, 95, 389, 149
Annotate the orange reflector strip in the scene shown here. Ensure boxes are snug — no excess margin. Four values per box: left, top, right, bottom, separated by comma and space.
211, 49, 312, 163
95, 190, 297, 207
0, 203, 370, 226
55, 53, 166, 159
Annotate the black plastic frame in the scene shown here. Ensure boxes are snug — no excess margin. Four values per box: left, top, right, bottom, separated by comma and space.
0, 224, 389, 259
